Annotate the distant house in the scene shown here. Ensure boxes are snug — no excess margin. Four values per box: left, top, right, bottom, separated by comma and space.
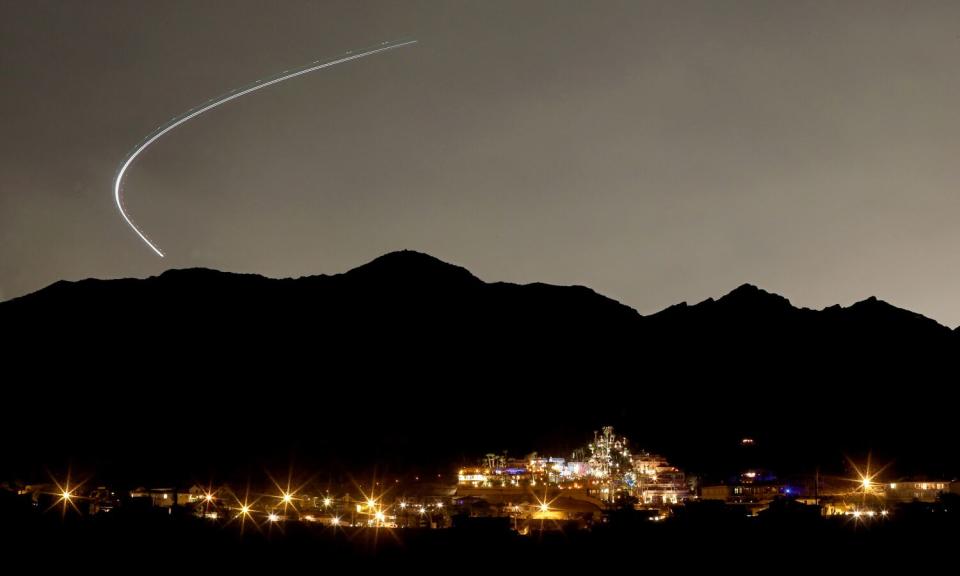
129, 485, 207, 507
884, 481, 952, 503
701, 483, 784, 504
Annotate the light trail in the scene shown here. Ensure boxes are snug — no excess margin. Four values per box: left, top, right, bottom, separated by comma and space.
114, 39, 418, 258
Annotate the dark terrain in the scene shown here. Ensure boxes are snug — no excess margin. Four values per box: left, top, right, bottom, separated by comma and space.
2, 250, 956, 483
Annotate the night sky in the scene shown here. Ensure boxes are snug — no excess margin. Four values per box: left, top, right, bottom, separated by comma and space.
3, 1, 959, 326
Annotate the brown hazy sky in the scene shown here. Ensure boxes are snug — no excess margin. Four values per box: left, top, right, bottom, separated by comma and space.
2, 1, 959, 325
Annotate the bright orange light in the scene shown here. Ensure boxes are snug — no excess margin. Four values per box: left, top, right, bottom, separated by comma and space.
846, 453, 890, 506
46, 472, 85, 517
266, 471, 304, 514
240, 504, 251, 515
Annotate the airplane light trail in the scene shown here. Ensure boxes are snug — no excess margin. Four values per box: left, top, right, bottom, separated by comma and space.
113, 39, 418, 258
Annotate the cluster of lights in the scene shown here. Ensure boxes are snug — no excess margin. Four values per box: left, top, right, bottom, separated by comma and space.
848, 509, 889, 519
41, 469, 456, 531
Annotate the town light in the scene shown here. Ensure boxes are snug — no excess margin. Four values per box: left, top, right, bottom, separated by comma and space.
205, 493, 214, 502
323, 497, 332, 507
331, 516, 341, 526
62, 490, 72, 501
539, 502, 549, 513
267, 513, 279, 522
282, 493, 293, 504
374, 511, 386, 522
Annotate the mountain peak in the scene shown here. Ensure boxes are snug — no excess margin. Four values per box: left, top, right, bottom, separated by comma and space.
342, 250, 481, 286
717, 283, 793, 310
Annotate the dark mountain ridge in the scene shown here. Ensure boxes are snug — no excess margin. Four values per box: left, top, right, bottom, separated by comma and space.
1, 250, 956, 483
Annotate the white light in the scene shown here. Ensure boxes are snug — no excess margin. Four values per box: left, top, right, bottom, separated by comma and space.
399, 501, 407, 509
374, 511, 385, 522
112, 39, 419, 257
323, 497, 332, 507
282, 493, 293, 504
268, 513, 279, 522
331, 516, 340, 526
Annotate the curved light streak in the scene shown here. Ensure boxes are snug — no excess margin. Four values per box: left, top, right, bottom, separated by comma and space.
114, 39, 418, 257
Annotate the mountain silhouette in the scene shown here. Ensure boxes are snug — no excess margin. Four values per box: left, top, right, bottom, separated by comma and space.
1, 250, 956, 484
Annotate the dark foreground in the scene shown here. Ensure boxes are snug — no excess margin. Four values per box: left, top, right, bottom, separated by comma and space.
3, 503, 957, 571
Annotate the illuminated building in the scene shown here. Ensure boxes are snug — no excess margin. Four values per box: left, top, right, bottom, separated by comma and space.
701, 483, 785, 503
635, 463, 689, 505
128, 485, 212, 508
457, 467, 490, 487
88, 486, 120, 514
884, 480, 952, 503
587, 426, 633, 501
458, 426, 690, 509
